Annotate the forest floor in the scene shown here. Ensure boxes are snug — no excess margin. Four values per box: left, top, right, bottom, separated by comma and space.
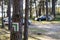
29, 21, 60, 40
0, 21, 60, 40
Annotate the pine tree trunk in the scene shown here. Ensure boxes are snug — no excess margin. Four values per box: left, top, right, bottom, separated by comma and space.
39, 1, 41, 16
24, 0, 29, 40
1, 0, 4, 28
7, 0, 11, 30
10, 0, 23, 40
30, 0, 33, 19
42, 1, 45, 15
46, 0, 48, 21
52, 0, 55, 20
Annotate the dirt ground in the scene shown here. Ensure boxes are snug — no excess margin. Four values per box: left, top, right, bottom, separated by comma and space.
29, 21, 60, 40
0, 21, 60, 40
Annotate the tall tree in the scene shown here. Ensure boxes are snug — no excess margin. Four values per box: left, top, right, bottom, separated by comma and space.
24, 0, 29, 40
35, 0, 39, 17
40, 0, 45, 15
7, 0, 11, 30
1, 0, 4, 28
52, 0, 56, 20
30, 0, 33, 19
42, 1, 45, 15
39, 0, 41, 16
10, 0, 23, 40
46, 0, 48, 21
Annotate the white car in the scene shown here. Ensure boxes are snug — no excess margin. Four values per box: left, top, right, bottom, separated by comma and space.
35, 15, 54, 21
3, 17, 32, 25
3, 17, 9, 24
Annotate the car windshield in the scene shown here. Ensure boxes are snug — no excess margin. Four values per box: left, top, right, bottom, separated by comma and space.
40, 16, 46, 18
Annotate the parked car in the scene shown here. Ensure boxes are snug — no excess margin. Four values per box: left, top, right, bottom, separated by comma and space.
3, 17, 9, 24
35, 15, 54, 21
37, 15, 46, 21
3, 17, 32, 25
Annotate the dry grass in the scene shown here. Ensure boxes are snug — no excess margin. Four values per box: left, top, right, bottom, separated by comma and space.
0, 27, 42, 40
0, 28, 10, 40
0, 27, 54, 40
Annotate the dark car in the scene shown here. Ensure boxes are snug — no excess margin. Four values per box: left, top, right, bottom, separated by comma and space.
35, 15, 54, 21
37, 16, 46, 21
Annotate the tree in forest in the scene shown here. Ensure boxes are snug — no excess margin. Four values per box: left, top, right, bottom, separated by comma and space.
10, 0, 23, 40
38, 0, 42, 16
52, 0, 57, 20
46, 0, 48, 21
24, 0, 29, 40
42, 0, 45, 15
7, 0, 11, 30
35, 0, 39, 17
1, 0, 4, 28
0, 0, 2, 5
30, 0, 33, 19
40, 0, 45, 15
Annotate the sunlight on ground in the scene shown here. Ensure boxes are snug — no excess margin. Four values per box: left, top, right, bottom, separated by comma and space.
32, 20, 60, 25
0, 27, 55, 40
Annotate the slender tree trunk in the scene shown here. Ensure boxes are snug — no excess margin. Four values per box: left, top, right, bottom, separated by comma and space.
7, 0, 11, 30
24, 0, 29, 40
39, 1, 41, 16
39, 7, 41, 16
35, 0, 40, 17
52, 0, 55, 20
1, 0, 4, 28
30, 0, 33, 19
35, 1, 38, 17
41, 0, 45, 15
46, 0, 48, 21
10, 0, 23, 40
42, 1, 45, 15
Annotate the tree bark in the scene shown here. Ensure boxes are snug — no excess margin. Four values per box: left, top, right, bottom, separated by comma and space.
24, 0, 29, 40
7, 0, 11, 30
42, 1, 45, 15
39, 1, 41, 16
1, 0, 4, 28
35, 1, 38, 17
10, 0, 23, 40
30, 0, 33, 19
46, 0, 48, 21
52, 0, 55, 20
